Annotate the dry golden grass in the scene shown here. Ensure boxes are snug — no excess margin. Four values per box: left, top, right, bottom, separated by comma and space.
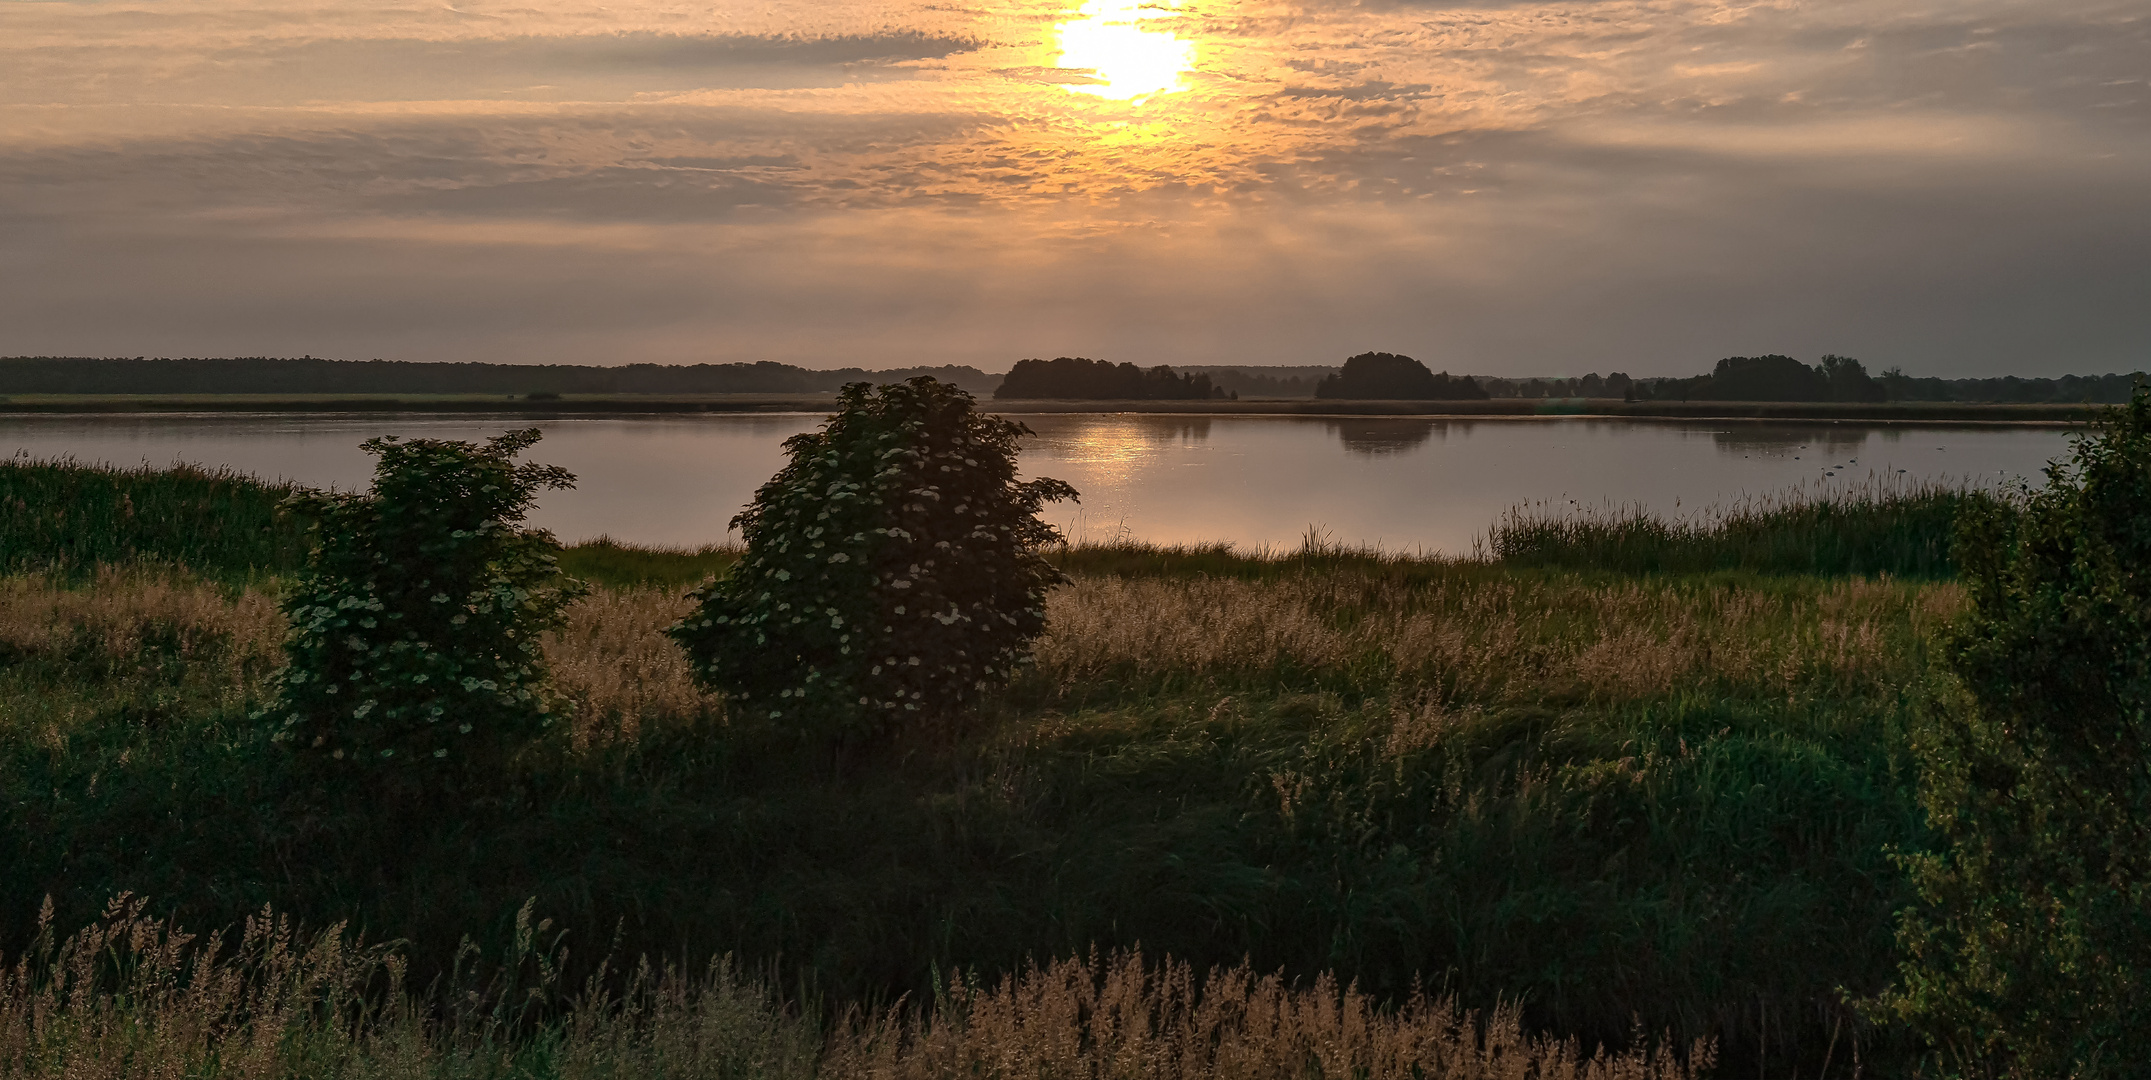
0, 568, 1964, 748
826, 951, 1710, 1080
1030, 571, 1961, 703
0, 568, 281, 673
0, 896, 386, 1080
0, 903, 1706, 1080
0, 571, 720, 750
539, 585, 719, 748
0, 570, 282, 747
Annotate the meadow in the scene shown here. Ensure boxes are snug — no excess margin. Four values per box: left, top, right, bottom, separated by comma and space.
0, 457, 1983, 1076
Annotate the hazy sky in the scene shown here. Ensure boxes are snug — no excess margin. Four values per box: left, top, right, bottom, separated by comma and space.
2, 0, 2145, 375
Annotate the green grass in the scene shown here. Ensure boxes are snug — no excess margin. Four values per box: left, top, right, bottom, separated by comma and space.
0, 458, 308, 582
0, 564, 1944, 1073
0, 457, 730, 591
0, 458, 1987, 1073
557, 536, 739, 589
1490, 479, 1992, 578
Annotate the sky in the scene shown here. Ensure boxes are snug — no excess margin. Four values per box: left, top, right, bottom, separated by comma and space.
1, 0, 2145, 376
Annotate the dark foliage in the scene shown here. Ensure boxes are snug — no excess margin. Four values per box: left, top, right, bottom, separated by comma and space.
1879, 369, 2151, 405
669, 378, 1076, 738
1477, 372, 1634, 399
1880, 387, 2151, 1077
1177, 366, 1335, 399
993, 357, 1224, 400
1701, 355, 1832, 401
263, 429, 585, 771
1314, 353, 1489, 400
1628, 357, 2145, 405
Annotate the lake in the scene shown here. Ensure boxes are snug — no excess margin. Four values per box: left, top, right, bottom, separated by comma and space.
0, 412, 2076, 554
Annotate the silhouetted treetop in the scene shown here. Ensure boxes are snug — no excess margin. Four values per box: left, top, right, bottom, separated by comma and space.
993, 357, 1224, 400
1314, 352, 1489, 400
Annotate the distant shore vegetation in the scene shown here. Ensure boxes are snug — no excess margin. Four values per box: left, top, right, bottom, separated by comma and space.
6, 352, 2144, 406
993, 356, 1229, 400
1314, 352, 1489, 400
0, 356, 1002, 397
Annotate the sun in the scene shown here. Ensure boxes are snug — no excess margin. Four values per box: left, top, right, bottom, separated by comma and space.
1056, 0, 1194, 101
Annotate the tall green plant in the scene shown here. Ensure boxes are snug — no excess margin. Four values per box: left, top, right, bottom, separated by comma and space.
1880, 386, 2151, 1077
263, 430, 584, 770
668, 378, 1075, 738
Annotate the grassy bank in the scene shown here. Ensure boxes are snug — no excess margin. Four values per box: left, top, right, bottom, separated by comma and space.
0, 458, 1977, 1074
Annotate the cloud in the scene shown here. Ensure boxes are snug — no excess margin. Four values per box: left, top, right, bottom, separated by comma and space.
0, 0, 2145, 376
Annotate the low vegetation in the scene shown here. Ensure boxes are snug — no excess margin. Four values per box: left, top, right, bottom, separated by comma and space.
0, 458, 305, 581
0, 898, 1703, 1080
1489, 477, 1985, 579
2, 386, 2144, 1077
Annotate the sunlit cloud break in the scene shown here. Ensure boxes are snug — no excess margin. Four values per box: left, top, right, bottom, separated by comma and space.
1056, 0, 1195, 101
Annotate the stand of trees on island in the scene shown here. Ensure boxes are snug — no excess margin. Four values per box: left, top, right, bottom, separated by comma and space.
1315, 352, 1489, 400
993, 356, 1231, 400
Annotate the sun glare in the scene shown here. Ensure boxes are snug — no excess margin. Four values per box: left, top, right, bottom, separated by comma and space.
1056, 0, 1194, 101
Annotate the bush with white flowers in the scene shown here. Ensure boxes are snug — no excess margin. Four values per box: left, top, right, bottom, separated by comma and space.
264, 429, 585, 769
668, 377, 1075, 737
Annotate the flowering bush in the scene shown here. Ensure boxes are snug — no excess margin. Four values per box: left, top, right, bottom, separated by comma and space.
264, 429, 585, 769
668, 377, 1075, 736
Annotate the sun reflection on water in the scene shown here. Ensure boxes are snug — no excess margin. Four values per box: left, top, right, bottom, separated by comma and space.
1055, 0, 1194, 101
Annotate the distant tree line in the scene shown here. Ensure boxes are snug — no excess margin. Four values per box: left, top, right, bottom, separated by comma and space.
11, 352, 2141, 406
0, 357, 1001, 397
1315, 353, 1488, 400
1629, 355, 2148, 404
1474, 374, 1637, 399
994, 357, 1228, 400
1178, 366, 1336, 399
1478, 357, 2147, 404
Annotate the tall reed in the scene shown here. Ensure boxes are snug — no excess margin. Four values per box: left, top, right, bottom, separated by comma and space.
0, 458, 307, 582
1489, 477, 1992, 578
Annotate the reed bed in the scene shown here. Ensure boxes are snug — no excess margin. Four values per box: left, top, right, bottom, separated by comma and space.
1489, 477, 1992, 579
0, 459, 307, 582
0, 900, 1705, 1080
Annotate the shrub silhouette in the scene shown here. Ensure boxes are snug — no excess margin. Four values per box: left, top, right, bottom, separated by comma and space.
263, 429, 584, 770
669, 378, 1075, 739
994, 356, 1220, 400
1880, 385, 2151, 1076
1314, 353, 1487, 400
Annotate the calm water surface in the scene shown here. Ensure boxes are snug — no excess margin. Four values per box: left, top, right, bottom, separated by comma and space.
1, 413, 2075, 554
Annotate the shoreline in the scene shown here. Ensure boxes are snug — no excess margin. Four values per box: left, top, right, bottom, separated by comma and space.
0, 393, 2100, 424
